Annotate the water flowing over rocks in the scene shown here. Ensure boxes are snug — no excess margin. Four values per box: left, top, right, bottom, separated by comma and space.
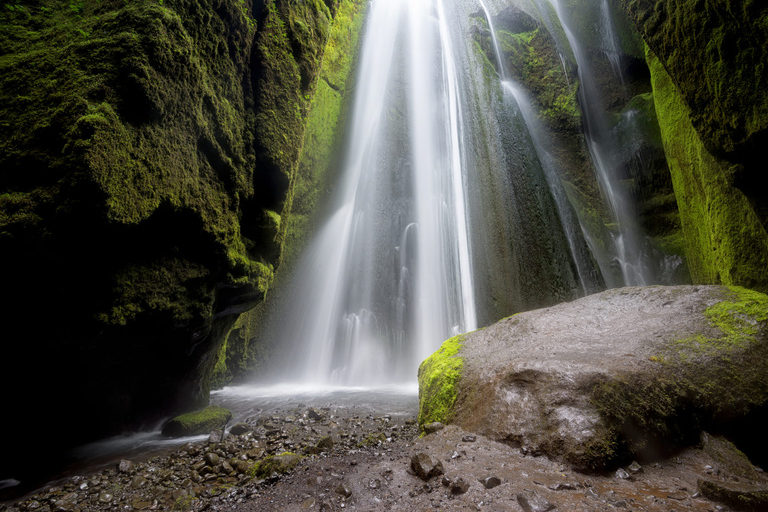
419, 285, 768, 471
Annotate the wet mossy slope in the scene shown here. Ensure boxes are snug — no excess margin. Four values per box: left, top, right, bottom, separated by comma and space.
0, 0, 352, 478
619, 0, 768, 291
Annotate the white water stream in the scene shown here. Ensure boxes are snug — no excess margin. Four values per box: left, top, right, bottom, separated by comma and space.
273, 0, 478, 385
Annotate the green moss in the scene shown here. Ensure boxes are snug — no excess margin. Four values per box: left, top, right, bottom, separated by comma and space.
648, 47, 768, 292
162, 405, 232, 437
248, 452, 303, 478
621, 0, 768, 158
358, 432, 386, 447
417, 335, 465, 428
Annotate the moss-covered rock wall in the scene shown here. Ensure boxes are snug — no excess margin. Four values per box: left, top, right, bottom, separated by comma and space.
0, 0, 357, 480
620, 0, 768, 291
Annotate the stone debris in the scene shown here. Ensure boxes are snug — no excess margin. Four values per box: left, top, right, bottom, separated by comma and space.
410, 453, 445, 481
517, 490, 556, 512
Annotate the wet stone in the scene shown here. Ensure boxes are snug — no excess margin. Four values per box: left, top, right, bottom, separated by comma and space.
317, 436, 334, 451
98, 492, 113, 503
229, 423, 251, 435
480, 476, 501, 489
131, 475, 148, 489
628, 461, 643, 473
449, 477, 470, 494
209, 429, 224, 444
461, 434, 476, 442
410, 453, 444, 481
335, 483, 352, 498
423, 422, 444, 435
615, 468, 630, 480
204, 452, 220, 466
517, 490, 556, 512
118, 460, 134, 474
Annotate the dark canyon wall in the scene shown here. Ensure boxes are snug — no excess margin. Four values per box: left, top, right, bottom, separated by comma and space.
0, 0, 365, 478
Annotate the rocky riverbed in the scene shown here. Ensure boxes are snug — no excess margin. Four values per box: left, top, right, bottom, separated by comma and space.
3, 403, 767, 512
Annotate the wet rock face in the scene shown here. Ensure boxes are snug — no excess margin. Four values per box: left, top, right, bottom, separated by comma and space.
420, 285, 768, 471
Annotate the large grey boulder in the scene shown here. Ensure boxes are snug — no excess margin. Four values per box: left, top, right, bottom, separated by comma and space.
418, 286, 768, 470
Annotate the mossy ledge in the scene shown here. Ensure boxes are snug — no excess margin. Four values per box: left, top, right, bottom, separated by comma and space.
417, 335, 465, 430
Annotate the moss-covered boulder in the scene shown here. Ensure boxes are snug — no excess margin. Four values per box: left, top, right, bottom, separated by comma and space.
162, 405, 232, 437
249, 452, 303, 479
418, 285, 768, 471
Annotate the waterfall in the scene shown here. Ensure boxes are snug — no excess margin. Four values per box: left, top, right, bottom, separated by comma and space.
547, 0, 658, 286
263, 0, 626, 385
270, 0, 478, 385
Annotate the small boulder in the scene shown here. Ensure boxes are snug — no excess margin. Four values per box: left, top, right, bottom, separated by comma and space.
423, 422, 445, 435
335, 483, 353, 498
251, 453, 304, 479
480, 476, 501, 489
162, 406, 232, 437
517, 490, 556, 512
317, 436, 334, 451
449, 477, 470, 494
229, 423, 251, 435
410, 453, 444, 481
203, 452, 220, 466
117, 460, 134, 474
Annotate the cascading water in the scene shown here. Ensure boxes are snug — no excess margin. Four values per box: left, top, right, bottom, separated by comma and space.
547, 0, 660, 286
271, 0, 478, 385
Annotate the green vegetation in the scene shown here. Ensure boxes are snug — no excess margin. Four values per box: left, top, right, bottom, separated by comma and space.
647, 47, 768, 292
211, 0, 368, 386
162, 405, 232, 437
248, 452, 303, 479
417, 335, 465, 428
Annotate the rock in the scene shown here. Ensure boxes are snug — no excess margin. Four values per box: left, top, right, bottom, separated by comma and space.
368, 478, 381, 490
615, 468, 630, 480
548, 482, 580, 491
317, 436, 334, 451
98, 492, 113, 504
410, 453, 444, 481
162, 406, 232, 437
517, 490, 556, 512
461, 434, 476, 442
231, 460, 253, 474
449, 477, 470, 494
628, 461, 643, 474
53, 493, 78, 512
118, 460, 134, 474
419, 286, 768, 470
131, 475, 148, 489
479, 476, 501, 489
698, 479, 768, 511
335, 483, 353, 498
307, 408, 324, 421
204, 452, 220, 466
423, 422, 445, 435
229, 423, 251, 435
302, 497, 316, 509
701, 432, 761, 481
208, 429, 224, 444
251, 453, 304, 479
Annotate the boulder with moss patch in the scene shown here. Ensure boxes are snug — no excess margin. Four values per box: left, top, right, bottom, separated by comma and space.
418, 285, 768, 471
162, 405, 232, 437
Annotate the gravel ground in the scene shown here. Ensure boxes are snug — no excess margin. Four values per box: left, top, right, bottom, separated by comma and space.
2, 404, 764, 512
